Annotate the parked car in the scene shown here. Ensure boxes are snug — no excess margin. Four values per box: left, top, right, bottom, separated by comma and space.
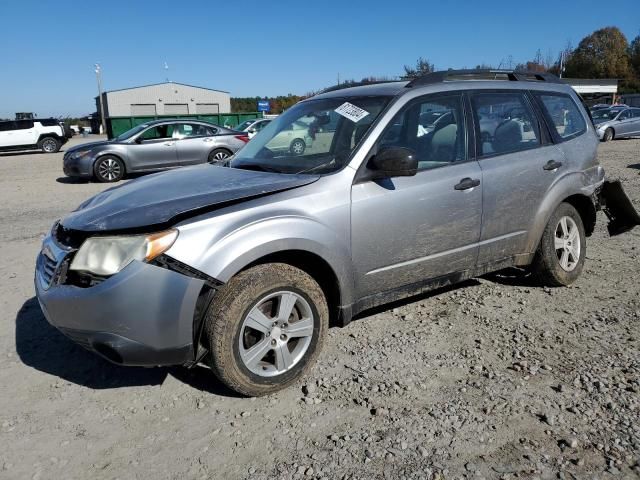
0, 118, 68, 153
592, 107, 640, 141
63, 119, 249, 182
36, 70, 639, 396
235, 119, 272, 138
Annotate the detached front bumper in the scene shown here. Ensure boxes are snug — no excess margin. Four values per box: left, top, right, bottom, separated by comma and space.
35, 234, 206, 367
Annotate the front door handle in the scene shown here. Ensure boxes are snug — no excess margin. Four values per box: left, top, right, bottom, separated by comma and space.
543, 160, 563, 171
164, 142, 174, 146
454, 177, 481, 191
203, 138, 213, 142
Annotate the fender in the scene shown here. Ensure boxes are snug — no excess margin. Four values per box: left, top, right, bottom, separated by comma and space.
168, 213, 355, 307
524, 166, 605, 254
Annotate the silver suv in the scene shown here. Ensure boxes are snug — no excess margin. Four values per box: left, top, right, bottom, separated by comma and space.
35, 70, 639, 396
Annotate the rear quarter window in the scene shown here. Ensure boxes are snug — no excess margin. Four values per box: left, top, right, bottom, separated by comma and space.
535, 93, 586, 141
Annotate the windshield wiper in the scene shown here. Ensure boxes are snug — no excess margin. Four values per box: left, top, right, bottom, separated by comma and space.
233, 163, 282, 173
296, 158, 337, 174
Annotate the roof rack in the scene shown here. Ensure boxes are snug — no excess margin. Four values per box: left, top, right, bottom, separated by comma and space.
320, 79, 404, 94
406, 69, 564, 88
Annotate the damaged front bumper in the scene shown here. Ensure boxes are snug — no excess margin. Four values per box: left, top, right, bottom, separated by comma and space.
597, 179, 640, 236
34, 233, 210, 367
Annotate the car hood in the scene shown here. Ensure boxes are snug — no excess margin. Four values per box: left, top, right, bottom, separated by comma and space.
594, 119, 615, 128
65, 140, 114, 153
61, 165, 320, 232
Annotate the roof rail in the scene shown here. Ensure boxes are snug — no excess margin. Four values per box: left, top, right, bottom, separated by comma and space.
405, 69, 564, 88
320, 79, 404, 94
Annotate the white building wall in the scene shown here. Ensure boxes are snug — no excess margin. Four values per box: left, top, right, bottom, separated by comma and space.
104, 83, 231, 116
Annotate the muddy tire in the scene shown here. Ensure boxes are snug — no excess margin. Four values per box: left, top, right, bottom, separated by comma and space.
532, 203, 586, 287
204, 263, 328, 397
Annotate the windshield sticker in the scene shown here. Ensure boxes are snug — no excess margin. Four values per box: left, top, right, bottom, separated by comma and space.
334, 102, 370, 123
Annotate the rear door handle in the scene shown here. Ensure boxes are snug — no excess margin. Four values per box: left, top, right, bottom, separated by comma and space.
543, 160, 562, 171
164, 142, 174, 146
454, 177, 481, 191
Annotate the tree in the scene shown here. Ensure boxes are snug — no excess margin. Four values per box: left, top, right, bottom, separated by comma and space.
564, 26, 633, 80
630, 34, 640, 76
402, 57, 435, 79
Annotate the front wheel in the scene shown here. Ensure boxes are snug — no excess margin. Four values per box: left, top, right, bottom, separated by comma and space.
532, 203, 586, 286
94, 155, 125, 182
204, 263, 328, 396
602, 128, 614, 142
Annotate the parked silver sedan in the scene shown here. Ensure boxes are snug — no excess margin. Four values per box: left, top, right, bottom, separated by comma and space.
63, 120, 249, 182
593, 107, 640, 142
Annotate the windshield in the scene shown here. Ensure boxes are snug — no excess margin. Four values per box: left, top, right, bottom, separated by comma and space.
592, 109, 621, 121
230, 96, 391, 174
235, 120, 255, 131
115, 124, 149, 141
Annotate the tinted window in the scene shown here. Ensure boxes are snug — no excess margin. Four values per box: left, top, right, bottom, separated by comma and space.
175, 123, 216, 138
378, 94, 466, 170
0, 121, 15, 132
38, 119, 59, 127
536, 93, 586, 140
139, 124, 174, 140
471, 92, 540, 156
618, 110, 631, 120
15, 120, 34, 129
632, 109, 640, 118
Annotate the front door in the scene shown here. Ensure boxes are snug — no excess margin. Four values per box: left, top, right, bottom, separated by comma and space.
615, 110, 634, 136
351, 92, 483, 299
128, 123, 177, 170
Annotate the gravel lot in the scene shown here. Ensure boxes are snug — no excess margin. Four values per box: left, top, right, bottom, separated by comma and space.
0, 136, 639, 480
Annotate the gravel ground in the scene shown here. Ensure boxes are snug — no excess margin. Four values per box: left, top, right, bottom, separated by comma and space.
0, 136, 639, 480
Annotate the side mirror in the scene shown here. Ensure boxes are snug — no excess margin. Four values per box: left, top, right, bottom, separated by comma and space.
248, 128, 256, 134
368, 146, 418, 178
134, 136, 144, 144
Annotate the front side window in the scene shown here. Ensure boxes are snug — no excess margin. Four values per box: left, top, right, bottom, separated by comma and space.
536, 93, 586, 140
376, 94, 466, 170
15, 120, 34, 130
139, 124, 174, 141
618, 110, 631, 120
231, 96, 390, 174
471, 92, 540, 156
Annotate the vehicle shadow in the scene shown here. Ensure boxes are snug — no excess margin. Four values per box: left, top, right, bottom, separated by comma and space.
15, 297, 239, 396
482, 266, 536, 287
56, 176, 90, 184
0, 151, 37, 158
55, 172, 150, 184
628, 163, 640, 170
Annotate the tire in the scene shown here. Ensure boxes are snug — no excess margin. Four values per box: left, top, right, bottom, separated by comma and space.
532, 203, 586, 287
602, 128, 614, 142
204, 263, 328, 396
93, 155, 125, 183
208, 148, 232, 163
38, 137, 61, 153
290, 138, 306, 155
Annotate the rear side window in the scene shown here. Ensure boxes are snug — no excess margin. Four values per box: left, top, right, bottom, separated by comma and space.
15, 120, 34, 129
38, 119, 59, 127
0, 121, 15, 132
470, 92, 540, 157
536, 93, 586, 140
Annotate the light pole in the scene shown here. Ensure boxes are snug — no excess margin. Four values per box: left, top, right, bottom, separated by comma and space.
95, 63, 106, 135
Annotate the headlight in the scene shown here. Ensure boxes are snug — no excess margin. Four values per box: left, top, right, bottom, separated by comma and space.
70, 229, 178, 276
72, 149, 93, 159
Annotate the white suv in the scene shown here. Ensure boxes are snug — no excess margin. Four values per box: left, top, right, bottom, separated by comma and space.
0, 118, 69, 154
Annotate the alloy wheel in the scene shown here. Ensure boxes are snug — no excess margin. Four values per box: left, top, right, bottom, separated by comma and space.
238, 291, 314, 377
554, 216, 581, 272
42, 139, 57, 152
98, 158, 121, 181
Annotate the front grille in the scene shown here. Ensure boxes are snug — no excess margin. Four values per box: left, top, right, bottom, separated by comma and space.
40, 253, 57, 285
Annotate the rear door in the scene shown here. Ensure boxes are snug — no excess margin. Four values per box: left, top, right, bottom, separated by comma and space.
351, 92, 483, 298
127, 123, 177, 171
615, 110, 633, 136
0, 121, 15, 147
174, 123, 218, 165
12, 120, 37, 146
470, 90, 564, 265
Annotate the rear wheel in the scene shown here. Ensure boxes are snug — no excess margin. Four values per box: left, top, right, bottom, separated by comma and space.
204, 263, 328, 396
208, 148, 232, 163
603, 128, 614, 142
532, 203, 586, 286
94, 155, 125, 182
290, 139, 306, 155
38, 137, 61, 153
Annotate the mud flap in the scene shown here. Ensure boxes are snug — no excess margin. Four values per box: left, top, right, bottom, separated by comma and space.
599, 180, 640, 236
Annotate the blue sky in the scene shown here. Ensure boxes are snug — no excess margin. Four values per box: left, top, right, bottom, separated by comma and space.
1, 0, 638, 117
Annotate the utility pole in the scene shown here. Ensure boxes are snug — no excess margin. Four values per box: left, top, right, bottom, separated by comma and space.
95, 63, 106, 135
